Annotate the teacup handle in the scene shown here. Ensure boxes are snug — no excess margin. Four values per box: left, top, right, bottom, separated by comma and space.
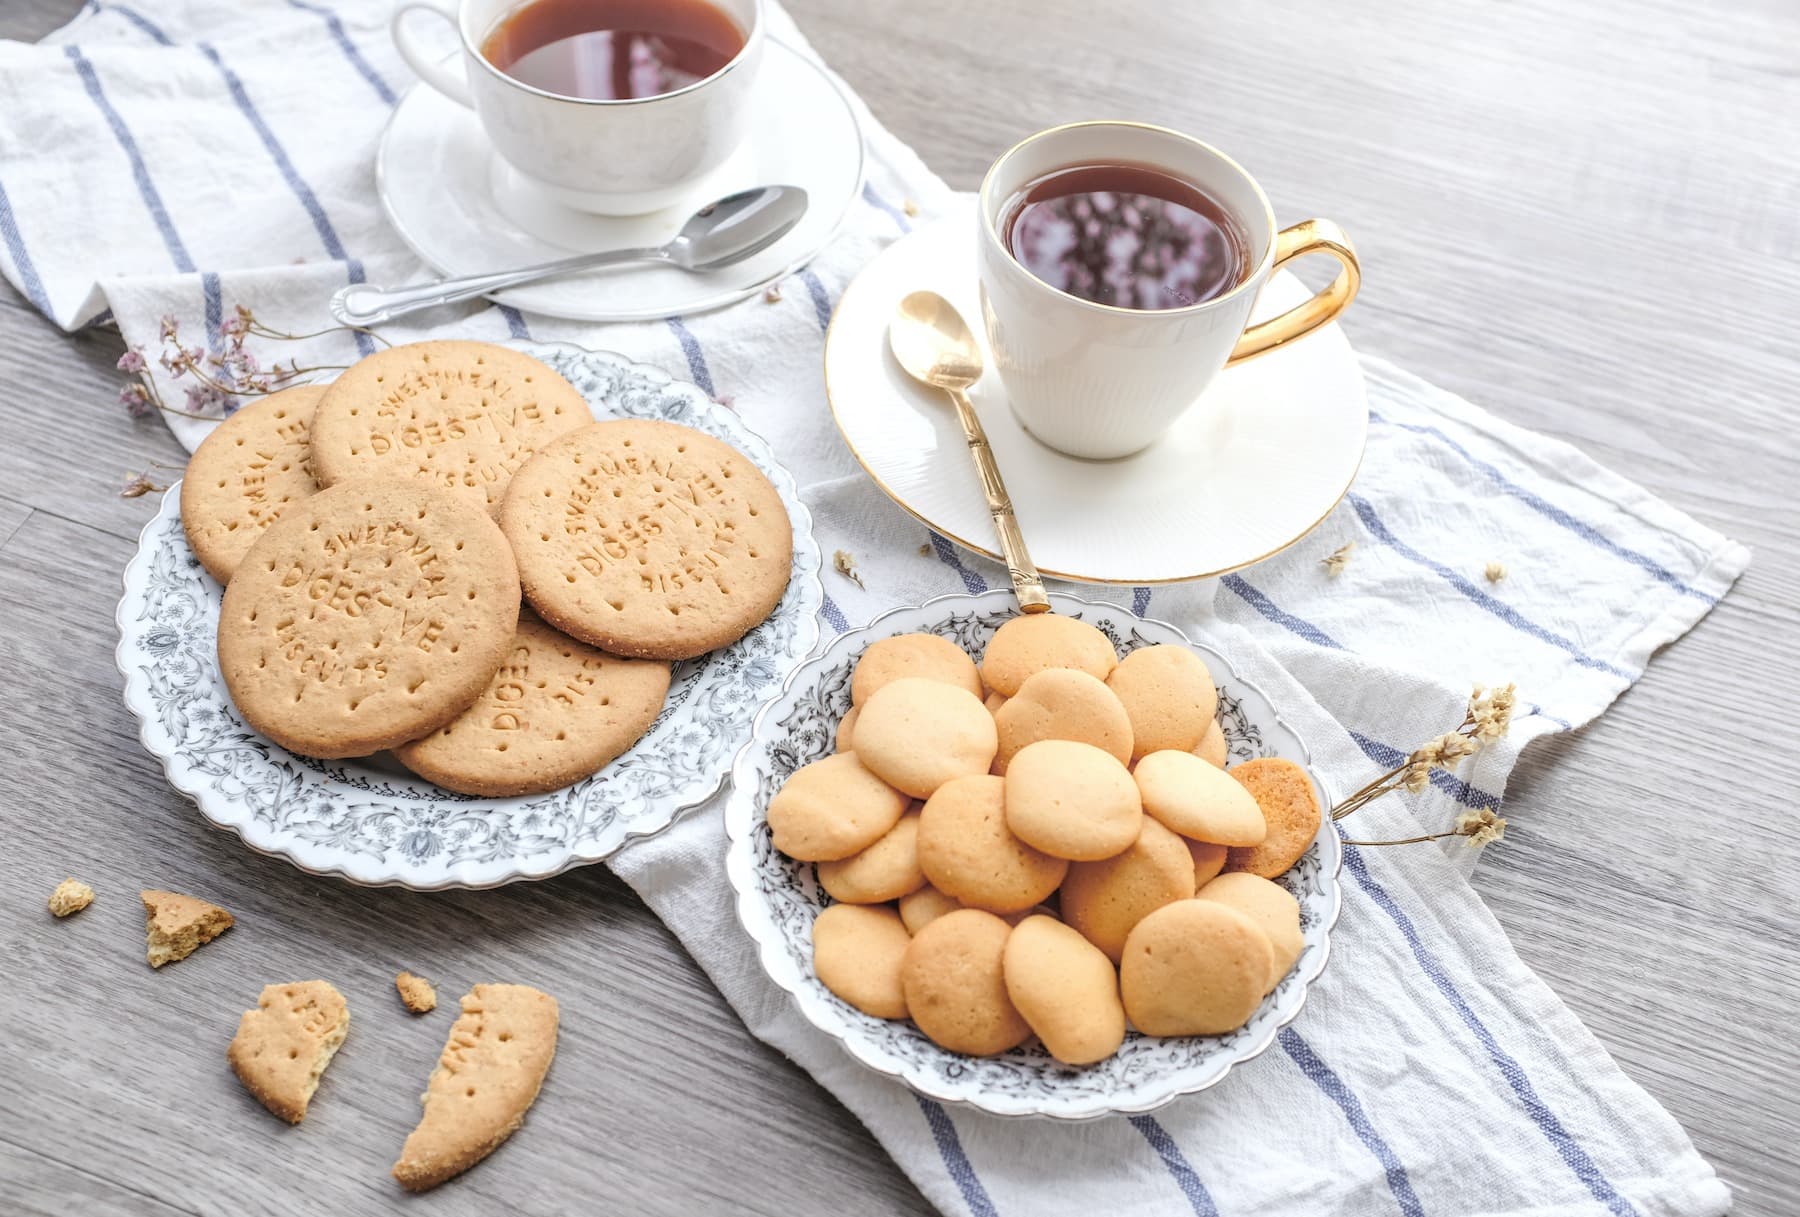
1227, 219, 1360, 364
391, 0, 474, 108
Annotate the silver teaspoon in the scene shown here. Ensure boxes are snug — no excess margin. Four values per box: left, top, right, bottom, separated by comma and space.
329, 184, 809, 327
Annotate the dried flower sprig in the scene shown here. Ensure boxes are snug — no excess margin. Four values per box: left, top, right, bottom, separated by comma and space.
1321, 541, 1355, 577
833, 549, 865, 590
1331, 683, 1517, 848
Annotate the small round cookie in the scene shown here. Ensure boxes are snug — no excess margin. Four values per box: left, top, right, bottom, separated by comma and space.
898, 884, 963, 935
917, 775, 1067, 913
310, 341, 590, 516
1059, 816, 1196, 962
1194, 718, 1228, 768
502, 419, 793, 661
1106, 645, 1219, 759
1120, 900, 1275, 1037
767, 752, 908, 862
1187, 838, 1229, 890
1003, 739, 1142, 861
994, 668, 1133, 773
1135, 750, 1267, 847
813, 903, 911, 1019
834, 705, 861, 753
1225, 758, 1324, 879
900, 909, 1031, 1056
218, 479, 520, 759
1002, 914, 1126, 1066
393, 610, 670, 797
818, 808, 925, 904
1198, 872, 1304, 987
182, 385, 324, 584
852, 678, 998, 800
978, 613, 1118, 697
850, 633, 983, 706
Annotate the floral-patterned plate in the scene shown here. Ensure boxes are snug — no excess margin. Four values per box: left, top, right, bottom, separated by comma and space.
723, 590, 1342, 1120
116, 343, 822, 889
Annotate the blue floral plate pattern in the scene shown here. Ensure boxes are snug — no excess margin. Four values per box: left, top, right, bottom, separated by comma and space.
116, 343, 823, 889
723, 590, 1342, 1120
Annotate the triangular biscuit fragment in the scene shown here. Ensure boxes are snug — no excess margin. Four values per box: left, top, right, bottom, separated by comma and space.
140, 889, 234, 967
392, 984, 558, 1192
227, 981, 350, 1124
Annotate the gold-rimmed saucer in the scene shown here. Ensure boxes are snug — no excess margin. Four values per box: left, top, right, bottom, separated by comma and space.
823, 198, 1368, 584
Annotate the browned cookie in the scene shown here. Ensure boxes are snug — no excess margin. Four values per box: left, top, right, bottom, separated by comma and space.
1059, 815, 1196, 962
218, 479, 521, 759
310, 341, 590, 516
993, 667, 1133, 773
900, 909, 1031, 1056
916, 774, 1067, 914
394, 610, 670, 797
1106, 645, 1218, 759
812, 903, 912, 1019
393, 984, 559, 1192
1225, 758, 1324, 879
818, 808, 925, 903
227, 980, 350, 1124
501, 419, 793, 660
1002, 914, 1126, 1065
978, 613, 1118, 697
850, 632, 984, 705
1120, 900, 1273, 1037
767, 752, 909, 861
181, 384, 323, 583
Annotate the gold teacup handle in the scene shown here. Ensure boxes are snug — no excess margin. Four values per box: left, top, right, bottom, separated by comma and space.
1227, 219, 1360, 364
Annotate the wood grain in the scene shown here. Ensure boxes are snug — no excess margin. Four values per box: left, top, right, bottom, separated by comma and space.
2, 0, 1797, 1213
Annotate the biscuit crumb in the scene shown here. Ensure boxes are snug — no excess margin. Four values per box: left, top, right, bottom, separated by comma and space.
396, 971, 438, 1014
763, 283, 782, 303
1321, 541, 1355, 578
141, 889, 234, 968
833, 549, 865, 589
1484, 561, 1507, 583
918, 543, 931, 556
48, 878, 94, 918
903, 199, 920, 217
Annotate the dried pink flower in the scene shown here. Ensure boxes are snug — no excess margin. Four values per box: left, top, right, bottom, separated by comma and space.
116, 348, 147, 374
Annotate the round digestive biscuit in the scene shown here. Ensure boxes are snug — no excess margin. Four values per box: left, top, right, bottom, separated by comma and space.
853, 678, 997, 799
218, 479, 520, 759
1003, 739, 1142, 861
502, 419, 793, 660
182, 385, 324, 584
1135, 750, 1267, 847
1194, 718, 1228, 768
767, 752, 908, 862
900, 909, 1031, 1056
834, 705, 860, 753
393, 610, 670, 797
310, 341, 589, 516
994, 668, 1133, 773
916, 775, 1066, 913
1198, 872, 1304, 986
1225, 757, 1323, 878
1187, 838, 1228, 890
818, 808, 925, 904
850, 633, 983, 705
1002, 914, 1126, 1066
978, 613, 1118, 697
1059, 815, 1195, 962
1120, 900, 1274, 1037
1106, 645, 1218, 759
813, 903, 911, 1020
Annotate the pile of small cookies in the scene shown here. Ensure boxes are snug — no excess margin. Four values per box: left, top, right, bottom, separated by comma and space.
181, 340, 792, 795
768, 614, 1322, 1065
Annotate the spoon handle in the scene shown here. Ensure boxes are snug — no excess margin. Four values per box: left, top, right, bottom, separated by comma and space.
946, 386, 1051, 613
329, 246, 670, 327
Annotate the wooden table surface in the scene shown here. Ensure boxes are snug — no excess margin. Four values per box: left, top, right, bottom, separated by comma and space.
3, 1, 1796, 1213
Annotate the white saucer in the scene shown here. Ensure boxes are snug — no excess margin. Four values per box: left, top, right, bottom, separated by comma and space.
376, 38, 864, 322
823, 198, 1368, 584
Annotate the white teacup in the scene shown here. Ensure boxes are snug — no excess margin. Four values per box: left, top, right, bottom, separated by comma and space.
976, 121, 1359, 459
392, 0, 765, 216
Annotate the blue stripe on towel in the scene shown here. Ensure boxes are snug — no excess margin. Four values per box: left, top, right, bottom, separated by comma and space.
1127, 1115, 1220, 1217
799, 269, 834, 332
1346, 729, 1503, 813
342, 259, 377, 357
284, 0, 399, 105
1220, 573, 1348, 650
664, 316, 715, 395
1370, 410, 1711, 603
928, 532, 988, 595
820, 593, 850, 634
1347, 494, 1633, 681
1342, 847, 1642, 1217
863, 183, 914, 234
496, 304, 532, 339
1280, 1029, 1426, 1217
101, 2, 173, 44
913, 1095, 999, 1217
200, 42, 353, 266
65, 46, 194, 272
0, 175, 52, 315
1130, 587, 1152, 617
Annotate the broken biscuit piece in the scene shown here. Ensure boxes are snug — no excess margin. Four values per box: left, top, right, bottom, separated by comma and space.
227, 981, 350, 1124
48, 878, 95, 918
395, 971, 438, 1014
141, 889, 234, 967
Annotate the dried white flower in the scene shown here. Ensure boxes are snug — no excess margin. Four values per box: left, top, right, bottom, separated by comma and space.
1485, 561, 1507, 583
1321, 541, 1355, 578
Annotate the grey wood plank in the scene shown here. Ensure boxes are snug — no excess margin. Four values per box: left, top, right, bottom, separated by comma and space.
0, 1139, 197, 1217
4, 0, 1799, 1212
